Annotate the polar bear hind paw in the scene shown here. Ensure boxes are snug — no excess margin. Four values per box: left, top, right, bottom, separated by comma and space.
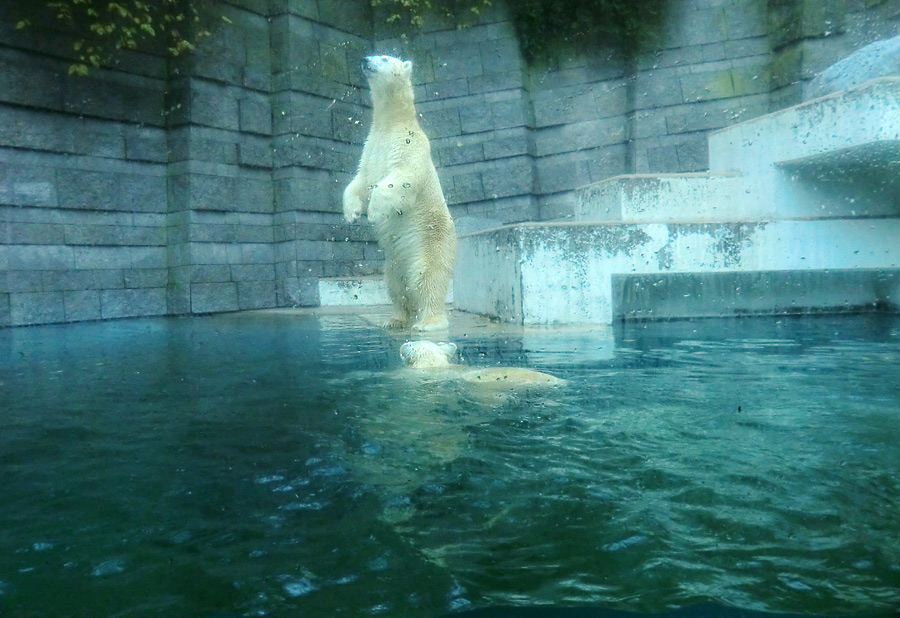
383, 316, 410, 330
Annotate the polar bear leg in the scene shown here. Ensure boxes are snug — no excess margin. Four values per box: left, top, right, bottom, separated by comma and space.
383, 256, 414, 330
410, 280, 450, 331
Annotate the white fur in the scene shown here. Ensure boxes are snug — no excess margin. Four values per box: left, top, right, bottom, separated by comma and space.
343, 55, 456, 332
399, 340, 566, 388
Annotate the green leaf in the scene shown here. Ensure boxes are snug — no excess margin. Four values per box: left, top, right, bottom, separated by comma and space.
15, 19, 30, 30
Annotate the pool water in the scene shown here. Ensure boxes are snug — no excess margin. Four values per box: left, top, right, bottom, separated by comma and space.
1, 311, 898, 617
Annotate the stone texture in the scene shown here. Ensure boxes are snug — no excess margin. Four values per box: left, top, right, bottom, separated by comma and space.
2, 0, 897, 325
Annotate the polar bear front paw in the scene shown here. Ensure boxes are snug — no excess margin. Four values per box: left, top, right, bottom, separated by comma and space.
343, 200, 363, 223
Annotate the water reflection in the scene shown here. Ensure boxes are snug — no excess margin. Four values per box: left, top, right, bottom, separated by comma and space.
0, 312, 898, 616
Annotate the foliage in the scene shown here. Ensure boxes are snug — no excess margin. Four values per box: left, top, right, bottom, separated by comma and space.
370, 0, 666, 63
370, 0, 493, 28
14, 0, 227, 75
507, 0, 666, 63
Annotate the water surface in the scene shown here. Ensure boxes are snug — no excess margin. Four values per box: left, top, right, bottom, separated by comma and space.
0, 311, 898, 616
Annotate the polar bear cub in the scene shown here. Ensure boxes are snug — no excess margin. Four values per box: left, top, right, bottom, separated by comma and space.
343, 55, 456, 332
400, 340, 566, 389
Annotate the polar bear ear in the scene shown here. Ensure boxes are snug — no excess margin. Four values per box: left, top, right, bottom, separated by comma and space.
438, 342, 457, 358
401, 60, 413, 75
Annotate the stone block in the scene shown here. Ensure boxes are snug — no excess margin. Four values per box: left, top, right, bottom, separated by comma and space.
64, 224, 165, 246
6, 222, 65, 244
6, 271, 42, 293
468, 70, 526, 96
102, 288, 167, 319
274, 91, 334, 139
124, 268, 168, 288
535, 155, 591, 195
10, 291, 65, 326
459, 100, 495, 134
0, 164, 57, 208
449, 171, 485, 205
633, 70, 685, 110
278, 276, 319, 307
483, 128, 530, 160
274, 168, 332, 213
239, 136, 273, 168
489, 97, 529, 131
64, 290, 102, 322
189, 174, 237, 210
9, 245, 74, 270
435, 139, 484, 167
72, 246, 132, 270
235, 177, 275, 213
680, 68, 736, 102
533, 81, 628, 127
131, 246, 167, 269
191, 81, 241, 131
0, 293, 10, 327
535, 117, 627, 157
0, 53, 63, 110
239, 280, 277, 309
125, 127, 168, 163
191, 282, 239, 313
240, 93, 272, 135
433, 47, 484, 82
666, 6, 728, 48
724, 2, 768, 39
190, 243, 230, 265
42, 270, 124, 292
239, 242, 275, 264
420, 108, 462, 140
232, 263, 275, 282
482, 158, 533, 198
331, 101, 369, 144
56, 169, 118, 212
191, 264, 232, 283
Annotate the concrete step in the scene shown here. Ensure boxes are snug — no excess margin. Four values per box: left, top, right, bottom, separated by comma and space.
319, 276, 391, 306
453, 217, 900, 324
575, 172, 745, 223
707, 76, 900, 219
319, 275, 454, 307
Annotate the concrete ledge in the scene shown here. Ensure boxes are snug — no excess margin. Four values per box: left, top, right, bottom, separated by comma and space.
454, 218, 900, 324
708, 77, 900, 219
319, 276, 391, 306
575, 173, 744, 223
319, 275, 454, 307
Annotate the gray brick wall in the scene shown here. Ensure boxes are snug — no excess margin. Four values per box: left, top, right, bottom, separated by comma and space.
2, 0, 897, 326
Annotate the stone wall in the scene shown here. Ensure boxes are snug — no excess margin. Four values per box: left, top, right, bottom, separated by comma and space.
0, 3, 171, 327
1, 0, 898, 327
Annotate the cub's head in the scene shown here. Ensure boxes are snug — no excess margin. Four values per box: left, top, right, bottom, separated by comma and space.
400, 340, 457, 369
362, 55, 414, 100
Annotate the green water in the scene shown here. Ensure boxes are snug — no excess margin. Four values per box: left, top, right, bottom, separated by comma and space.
0, 312, 898, 617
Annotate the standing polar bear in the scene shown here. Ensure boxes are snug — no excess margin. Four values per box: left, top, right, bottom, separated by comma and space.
343, 55, 456, 332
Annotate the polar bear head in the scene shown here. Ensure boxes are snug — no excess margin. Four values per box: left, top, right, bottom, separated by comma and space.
362, 55, 414, 104
400, 340, 458, 368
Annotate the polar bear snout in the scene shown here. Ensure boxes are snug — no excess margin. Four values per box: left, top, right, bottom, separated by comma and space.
362, 55, 391, 73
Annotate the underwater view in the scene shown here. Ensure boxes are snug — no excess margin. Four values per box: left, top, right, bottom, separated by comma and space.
0, 310, 898, 617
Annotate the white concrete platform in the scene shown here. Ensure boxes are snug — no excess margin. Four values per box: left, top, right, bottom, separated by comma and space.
575, 173, 744, 223
319, 275, 453, 307
454, 77, 900, 324
454, 218, 900, 324
708, 77, 900, 219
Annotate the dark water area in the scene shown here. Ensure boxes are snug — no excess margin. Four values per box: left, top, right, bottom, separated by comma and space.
0, 312, 898, 617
